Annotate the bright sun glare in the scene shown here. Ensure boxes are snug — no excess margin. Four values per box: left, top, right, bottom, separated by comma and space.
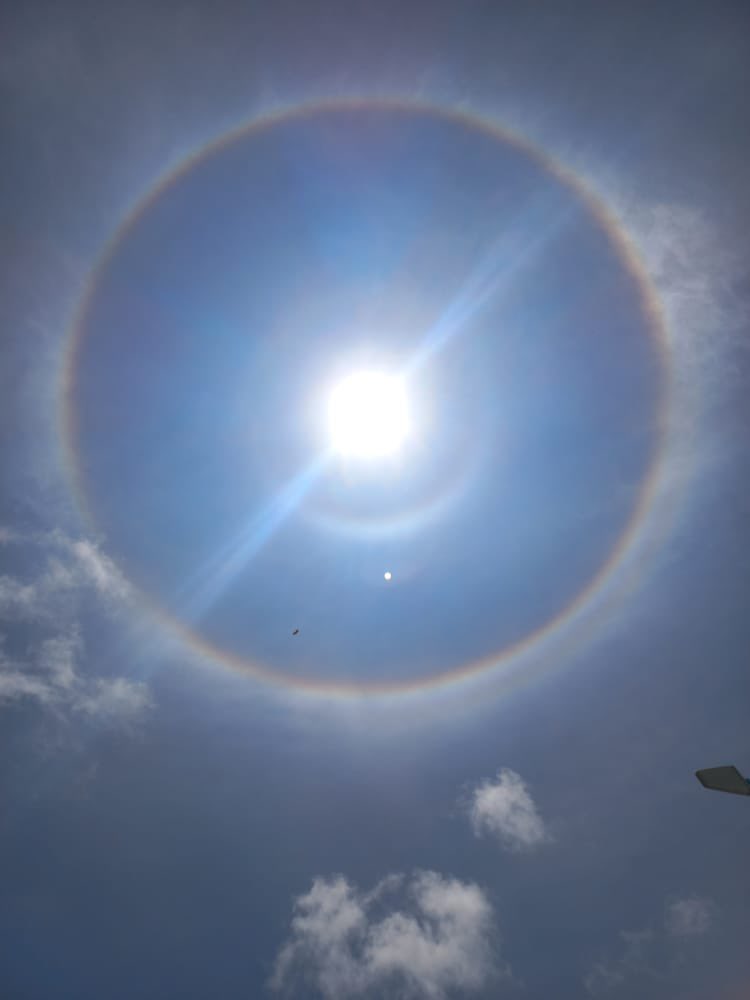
328, 371, 410, 459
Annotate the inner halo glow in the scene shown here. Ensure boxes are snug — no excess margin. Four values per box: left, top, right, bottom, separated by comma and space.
327, 371, 410, 459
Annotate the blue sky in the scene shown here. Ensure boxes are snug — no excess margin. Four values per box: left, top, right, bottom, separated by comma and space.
1, 3, 749, 998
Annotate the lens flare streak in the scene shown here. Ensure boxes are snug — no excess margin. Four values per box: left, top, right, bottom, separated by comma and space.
176, 455, 328, 623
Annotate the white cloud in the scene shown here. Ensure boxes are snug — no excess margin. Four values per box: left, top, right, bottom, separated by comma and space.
0, 628, 151, 725
467, 768, 549, 851
665, 897, 715, 938
543, 181, 748, 610
73, 676, 153, 721
37, 631, 82, 689
0, 530, 150, 726
271, 871, 506, 999
624, 202, 745, 395
0, 528, 131, 625
0, 575, 38, 618
0, 638, 63, 708
573, 175, 747, 444
62, 536, 130, 602
0, 664, 58, 705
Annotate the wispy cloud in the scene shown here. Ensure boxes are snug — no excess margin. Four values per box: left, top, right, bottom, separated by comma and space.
568, 155, 749, 431
584, 895, 718, 996
36, 631, 81, 689
665, 896, 716, 938
0, 655, 57, 705
620, 201, 748, 525
62, 536, 130, 602
610, 196, 746, 492
0, 529, 151, 726
0, 529, 130, 625
0, 574, 38, 618
466, 768, 550, 851
584, 929, 657, 996
0, 627, 152, 724
271, 870, 507, 999
73, 676, 152, 722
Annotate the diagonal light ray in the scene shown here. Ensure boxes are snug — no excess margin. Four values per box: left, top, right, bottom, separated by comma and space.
176, 453, 329, 623
407, 193, 573, 374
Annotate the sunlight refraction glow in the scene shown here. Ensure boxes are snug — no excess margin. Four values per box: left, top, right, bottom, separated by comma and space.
328, 371, 410, 459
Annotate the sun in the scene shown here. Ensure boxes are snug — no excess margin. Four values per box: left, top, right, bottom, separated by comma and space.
327, 371, 410, 459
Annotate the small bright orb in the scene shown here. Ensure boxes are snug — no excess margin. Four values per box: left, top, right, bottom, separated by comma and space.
384, 571, 392, 581
328, 371, 410, 459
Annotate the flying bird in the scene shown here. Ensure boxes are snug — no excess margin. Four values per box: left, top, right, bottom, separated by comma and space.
292, 628, 299, 636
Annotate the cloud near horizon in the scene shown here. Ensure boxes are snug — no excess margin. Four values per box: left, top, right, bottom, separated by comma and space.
271, 870, 507, 999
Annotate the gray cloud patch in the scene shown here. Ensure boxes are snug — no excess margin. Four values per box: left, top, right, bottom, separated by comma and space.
664, 896, 716, 938
584, 895, 718, 996
584, 929, 657, 997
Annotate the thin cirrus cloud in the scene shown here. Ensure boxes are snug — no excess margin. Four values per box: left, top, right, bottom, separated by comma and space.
664, 896, 716, 938
0, 529, 130, 624
270, 870, 508, 999
0, 628, 150, 723
466, 767, 550, 851
583, 929, 657, 997
0, 528, 151, 725
583, 895, 717, 996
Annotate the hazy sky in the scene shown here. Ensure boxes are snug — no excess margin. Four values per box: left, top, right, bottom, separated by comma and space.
2, 3, 749, 998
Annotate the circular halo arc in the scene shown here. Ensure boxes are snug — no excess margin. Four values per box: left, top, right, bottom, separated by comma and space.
60, 98, 672, 700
